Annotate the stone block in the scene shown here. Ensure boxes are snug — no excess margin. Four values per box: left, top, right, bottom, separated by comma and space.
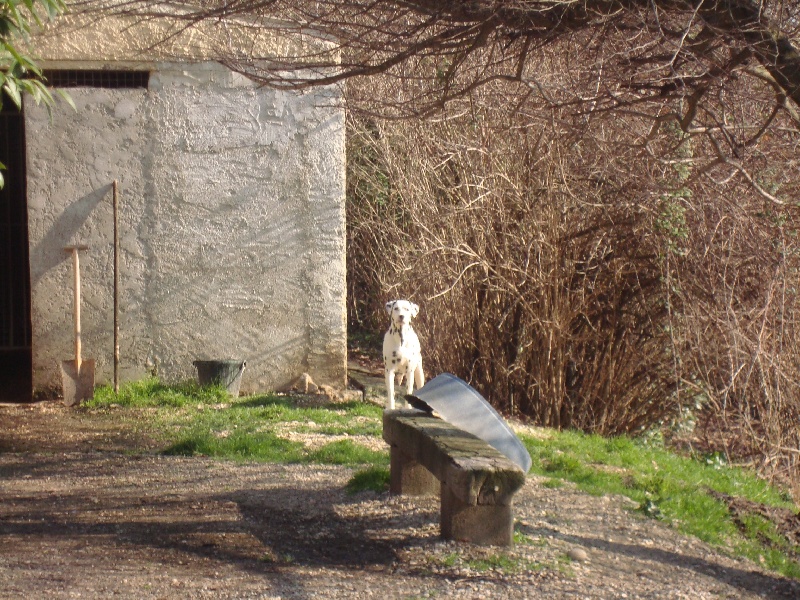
390, 446, 438, 496
440, 484, 514, 546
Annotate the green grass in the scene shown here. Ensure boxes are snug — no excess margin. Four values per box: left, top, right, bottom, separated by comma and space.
346, 466, 390, 494
520, 429, 800, 579
163, 430, 306, 462
88, 378, 387, 468
88, 378, 800, 579
88, 377, 232, 408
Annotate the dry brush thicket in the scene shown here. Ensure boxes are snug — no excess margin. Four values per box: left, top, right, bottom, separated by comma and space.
346, 71, 800, 489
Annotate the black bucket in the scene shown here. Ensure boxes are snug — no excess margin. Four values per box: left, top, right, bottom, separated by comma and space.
193, 359, 246, 397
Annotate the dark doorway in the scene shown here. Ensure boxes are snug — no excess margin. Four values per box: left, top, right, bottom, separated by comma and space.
0, 101, 32, 402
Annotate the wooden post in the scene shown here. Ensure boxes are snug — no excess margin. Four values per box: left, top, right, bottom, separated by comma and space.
72, 249, 81, 370
113, 180, 120, 393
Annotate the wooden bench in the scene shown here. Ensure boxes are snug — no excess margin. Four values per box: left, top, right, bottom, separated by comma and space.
382, 409, 526, 546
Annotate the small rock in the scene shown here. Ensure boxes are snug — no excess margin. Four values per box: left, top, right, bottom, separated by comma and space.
568, 547, 589, 562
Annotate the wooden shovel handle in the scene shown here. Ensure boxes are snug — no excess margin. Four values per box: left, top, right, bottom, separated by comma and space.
64, 245, 88, 368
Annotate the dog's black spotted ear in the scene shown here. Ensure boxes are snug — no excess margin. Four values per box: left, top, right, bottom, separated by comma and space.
385, 301, 396, 314
405, 394, 433, 414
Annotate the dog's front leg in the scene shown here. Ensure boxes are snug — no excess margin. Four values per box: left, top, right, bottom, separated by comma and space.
405, 369, 415, 396
385, 369, 396, 410
414, 363, 425, 391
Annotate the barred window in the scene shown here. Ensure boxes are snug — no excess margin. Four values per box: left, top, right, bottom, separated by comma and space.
42, 70, 150, 89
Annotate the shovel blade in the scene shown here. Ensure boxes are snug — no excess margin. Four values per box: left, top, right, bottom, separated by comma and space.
60, 359, 95, 406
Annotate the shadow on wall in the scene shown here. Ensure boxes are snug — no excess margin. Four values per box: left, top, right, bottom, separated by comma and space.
30, 184, 112, 286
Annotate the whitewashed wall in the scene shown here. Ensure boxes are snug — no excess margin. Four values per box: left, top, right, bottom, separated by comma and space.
25, 62, 346, 394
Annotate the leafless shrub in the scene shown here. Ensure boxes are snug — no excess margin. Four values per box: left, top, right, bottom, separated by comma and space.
676, 189, 800, 489
348, 74, 800, 474
349, 86, 679, 434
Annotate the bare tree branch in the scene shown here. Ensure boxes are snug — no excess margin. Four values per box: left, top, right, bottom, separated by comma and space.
75, 1, 800, 112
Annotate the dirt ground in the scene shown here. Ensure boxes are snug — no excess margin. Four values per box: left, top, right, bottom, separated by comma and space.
2, 400, 800, 599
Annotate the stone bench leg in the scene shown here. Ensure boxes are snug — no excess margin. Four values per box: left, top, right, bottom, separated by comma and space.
440, 484, 514, 546
389, 445, 439, 496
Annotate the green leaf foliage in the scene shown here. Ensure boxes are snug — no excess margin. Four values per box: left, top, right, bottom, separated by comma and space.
0, 0, 68, 187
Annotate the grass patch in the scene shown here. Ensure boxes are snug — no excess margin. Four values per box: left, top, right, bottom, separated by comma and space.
432, 550, 553, 576
514, 529, 548, 547
163, 430, 305, 462
346, 466, 390, 494
305, 439, 388, 466
87, 377, 230, 408
89, 379, 387, 467
520, 429, 800, 579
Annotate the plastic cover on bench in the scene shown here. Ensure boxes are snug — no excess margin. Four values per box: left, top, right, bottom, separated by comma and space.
407, 373, 532, 473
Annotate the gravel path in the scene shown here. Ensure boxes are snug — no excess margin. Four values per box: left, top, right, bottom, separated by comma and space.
1, 401, 799, 599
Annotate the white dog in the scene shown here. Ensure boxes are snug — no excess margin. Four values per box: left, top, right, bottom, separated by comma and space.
383, 299, 425, 409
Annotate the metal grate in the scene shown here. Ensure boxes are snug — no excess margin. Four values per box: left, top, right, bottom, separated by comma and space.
43, 70, 150, 89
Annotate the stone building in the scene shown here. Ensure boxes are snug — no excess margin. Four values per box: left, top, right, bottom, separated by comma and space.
0, 8, 347, 400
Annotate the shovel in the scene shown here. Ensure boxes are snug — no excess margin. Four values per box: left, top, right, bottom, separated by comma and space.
60, 245, 95, 406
